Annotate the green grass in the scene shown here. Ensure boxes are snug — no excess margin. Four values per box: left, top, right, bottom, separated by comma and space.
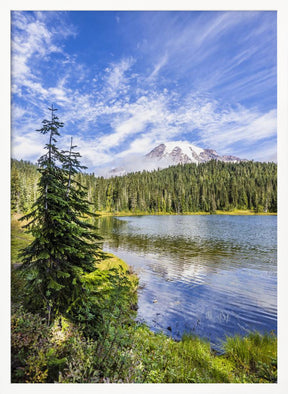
96, 209, 276, 217
95, 252, 131, 271
215, 209, 277, 216
11, 213, 33, 265
223, 332, 277, 382
127, 327, 277, 383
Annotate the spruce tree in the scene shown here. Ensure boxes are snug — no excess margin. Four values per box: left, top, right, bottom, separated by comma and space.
19, 106, 102, 323
11, 161, 21, 212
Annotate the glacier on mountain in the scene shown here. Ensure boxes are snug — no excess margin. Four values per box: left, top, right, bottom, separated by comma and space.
107, 141, 245, 177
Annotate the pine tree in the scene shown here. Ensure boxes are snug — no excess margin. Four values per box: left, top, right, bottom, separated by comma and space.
19, 106, 102, 323
11, 162, 21, 212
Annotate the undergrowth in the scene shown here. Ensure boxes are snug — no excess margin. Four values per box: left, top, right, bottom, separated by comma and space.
11, 303, 277, 383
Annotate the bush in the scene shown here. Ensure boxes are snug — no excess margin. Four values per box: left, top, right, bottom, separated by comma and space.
11, 305, 68, 382
11, 262, 139, 383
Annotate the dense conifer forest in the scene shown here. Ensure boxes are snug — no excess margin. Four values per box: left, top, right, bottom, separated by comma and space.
11, 158, 277, 214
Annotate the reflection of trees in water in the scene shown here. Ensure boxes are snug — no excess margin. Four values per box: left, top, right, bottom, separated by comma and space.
95, 217, 274, 276
94, 216, 277, 344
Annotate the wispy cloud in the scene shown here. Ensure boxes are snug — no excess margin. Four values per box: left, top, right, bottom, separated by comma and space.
104, 57, 135, 97
70, 92, 276, 169
149, 53, 169, 79
198, 107, 277, 154
12, 12, 68, 81
11, 129, 47, 162
11, 11, 277, 173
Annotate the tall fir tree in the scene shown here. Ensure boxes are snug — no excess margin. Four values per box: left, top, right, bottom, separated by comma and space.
19, 106, 102, 323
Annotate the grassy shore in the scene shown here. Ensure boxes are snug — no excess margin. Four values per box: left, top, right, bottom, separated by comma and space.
11, 212, 277, 383
95, 209, 277, 217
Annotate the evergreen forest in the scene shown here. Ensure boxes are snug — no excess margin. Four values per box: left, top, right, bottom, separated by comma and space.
11, 159, 277, 215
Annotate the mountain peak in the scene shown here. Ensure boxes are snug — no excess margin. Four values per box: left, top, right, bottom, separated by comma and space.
108, 141, 246, 177
145, 141, 246, 167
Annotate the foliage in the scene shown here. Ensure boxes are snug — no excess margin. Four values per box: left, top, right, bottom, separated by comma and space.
11, 194, 278, 384
11, 159, 277, 214
11, 301, 277, 383
11, 304, 69, 383
11, 211, 139, 382
58, 321, 136, 383
64, 256, 138, 339
11, 263, 139, 383
127, 328, 232, 383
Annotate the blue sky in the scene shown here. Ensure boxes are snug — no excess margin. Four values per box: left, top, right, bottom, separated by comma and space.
11, 10, 277, 174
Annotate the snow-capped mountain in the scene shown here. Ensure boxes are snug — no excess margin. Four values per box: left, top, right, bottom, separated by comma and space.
145, 141, 244, 165
108, 141, 246, 177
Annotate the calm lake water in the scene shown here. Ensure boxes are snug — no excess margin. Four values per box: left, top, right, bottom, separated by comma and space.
96, 215, 277, 349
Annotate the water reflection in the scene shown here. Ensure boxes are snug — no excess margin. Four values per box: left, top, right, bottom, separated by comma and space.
96, 215, 277, 348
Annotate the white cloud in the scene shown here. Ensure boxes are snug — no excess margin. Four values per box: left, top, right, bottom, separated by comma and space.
11, 132, 46, 162
11, 105, 27, 121
197, 107, 277, 151
11, 11, 277, 173
193, 12, 232, 47
12, 13, 58, 80
116, 135, 154, 158
67, 137, 112, 169
70, 89, 277, 171
11, 11, 76, 106
93, 94, 167, 152
105, 57, 135, 96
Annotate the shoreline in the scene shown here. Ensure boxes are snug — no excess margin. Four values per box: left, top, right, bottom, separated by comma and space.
96, 209, 277, 217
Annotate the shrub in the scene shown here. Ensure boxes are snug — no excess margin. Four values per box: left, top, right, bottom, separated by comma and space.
11, 305, 76, 383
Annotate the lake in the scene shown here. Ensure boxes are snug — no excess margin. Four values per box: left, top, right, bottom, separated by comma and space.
96, 215, 277, 349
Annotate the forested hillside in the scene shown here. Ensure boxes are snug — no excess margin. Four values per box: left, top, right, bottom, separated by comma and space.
11, 159, 277, 214
11, 159, 39, 213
